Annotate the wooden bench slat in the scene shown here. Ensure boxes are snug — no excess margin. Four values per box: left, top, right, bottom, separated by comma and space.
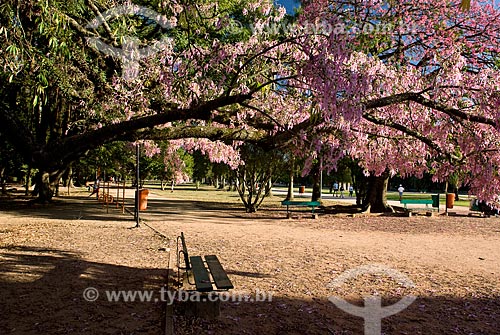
205, 255, 234, 290
189, 256, 213, 292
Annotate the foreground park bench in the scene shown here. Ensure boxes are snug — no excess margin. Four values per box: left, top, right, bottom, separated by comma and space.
281, 200, 321, 218
400, 195, 440, 215
176, 232, 233, 292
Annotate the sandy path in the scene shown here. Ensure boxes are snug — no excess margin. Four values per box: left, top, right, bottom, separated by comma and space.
1, 195, 499, 334
139, 201, 500, 334
147, 207, 500, 277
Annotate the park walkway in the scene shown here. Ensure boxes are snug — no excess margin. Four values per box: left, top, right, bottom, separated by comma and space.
117, 192, 500, 334
111, 188, 499, 280
1, 192, 498, 334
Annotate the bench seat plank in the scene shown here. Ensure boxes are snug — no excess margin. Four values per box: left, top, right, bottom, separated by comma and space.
189, 256, 213, 292
205, 255, 234, 290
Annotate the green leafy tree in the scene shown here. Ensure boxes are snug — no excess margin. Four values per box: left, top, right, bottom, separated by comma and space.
192, 151, 214, 188
234, 144, 286, 212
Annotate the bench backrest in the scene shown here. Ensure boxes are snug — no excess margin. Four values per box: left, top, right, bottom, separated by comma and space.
281, 200, 321, 206
400, 199, 433, 204
179, 232, 191, 270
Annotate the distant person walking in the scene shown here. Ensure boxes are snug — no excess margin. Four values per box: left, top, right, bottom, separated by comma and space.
348, 185, 354, 197
89, 179, 100, 199
333, 182, 339, 197
398, 184, 405, 201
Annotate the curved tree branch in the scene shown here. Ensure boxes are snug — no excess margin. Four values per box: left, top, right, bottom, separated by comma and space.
364, 92, 497, 127
53, 93, 252, 165
362, 112, 462, 162
131, 125, 266, 142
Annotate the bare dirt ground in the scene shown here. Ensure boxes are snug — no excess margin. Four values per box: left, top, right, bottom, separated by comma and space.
1, 189, 499, 334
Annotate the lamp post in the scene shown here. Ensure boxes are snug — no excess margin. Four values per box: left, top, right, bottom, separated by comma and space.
134, 143, 140, 228
319, 157, 323, 199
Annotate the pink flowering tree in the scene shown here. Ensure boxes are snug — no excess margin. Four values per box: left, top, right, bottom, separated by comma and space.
2, 0, 500, 211
295, 0, 500, 211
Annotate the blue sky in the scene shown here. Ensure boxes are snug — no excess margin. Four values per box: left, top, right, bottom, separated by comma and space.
275, 0, 300, 14
274, 1, 500, 14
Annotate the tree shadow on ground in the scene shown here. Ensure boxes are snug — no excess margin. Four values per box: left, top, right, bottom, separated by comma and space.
2, 245, 498, 335
0, 194, 133, 222
136, 199, 252, 221
0, 245, 165, 334
2, 197, 499, 335
173, 287, 500, 334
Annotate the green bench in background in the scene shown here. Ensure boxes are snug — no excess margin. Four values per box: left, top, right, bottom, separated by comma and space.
400, 194, 440, 214
281, 200, 321, 219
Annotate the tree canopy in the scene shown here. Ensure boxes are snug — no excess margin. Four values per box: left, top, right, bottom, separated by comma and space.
1, 0, 500, 206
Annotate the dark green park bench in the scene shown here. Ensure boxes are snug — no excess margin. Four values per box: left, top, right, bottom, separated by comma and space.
281, 200, 321, 218
177, 232, 233, 292
400, 194, 440, 212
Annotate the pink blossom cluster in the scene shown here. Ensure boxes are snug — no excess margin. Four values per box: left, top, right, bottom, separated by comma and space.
107, 0, 500, 201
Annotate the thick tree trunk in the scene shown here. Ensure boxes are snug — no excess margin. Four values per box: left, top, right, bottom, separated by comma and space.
364, 172, 393, 213
354, 178, 367, 207
32, 169, 67, 203
35, 171, 54, 203
246, 204, 257, 213
349, 161, 367, 207
311, 162, 321, 202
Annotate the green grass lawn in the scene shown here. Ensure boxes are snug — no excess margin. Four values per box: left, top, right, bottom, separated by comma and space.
386, 191, 472, 207
143, 183, 340, 210
143, 182, 473, 208
144, 182, 283, 209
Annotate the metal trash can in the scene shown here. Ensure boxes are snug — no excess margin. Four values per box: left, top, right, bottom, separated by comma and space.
138, 189, 149, 210
446, 193, 455, 209
299, 186, 305, 194
431, 194, 440, 209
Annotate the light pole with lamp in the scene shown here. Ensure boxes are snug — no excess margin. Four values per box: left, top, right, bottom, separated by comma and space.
134, 143, 140, 228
